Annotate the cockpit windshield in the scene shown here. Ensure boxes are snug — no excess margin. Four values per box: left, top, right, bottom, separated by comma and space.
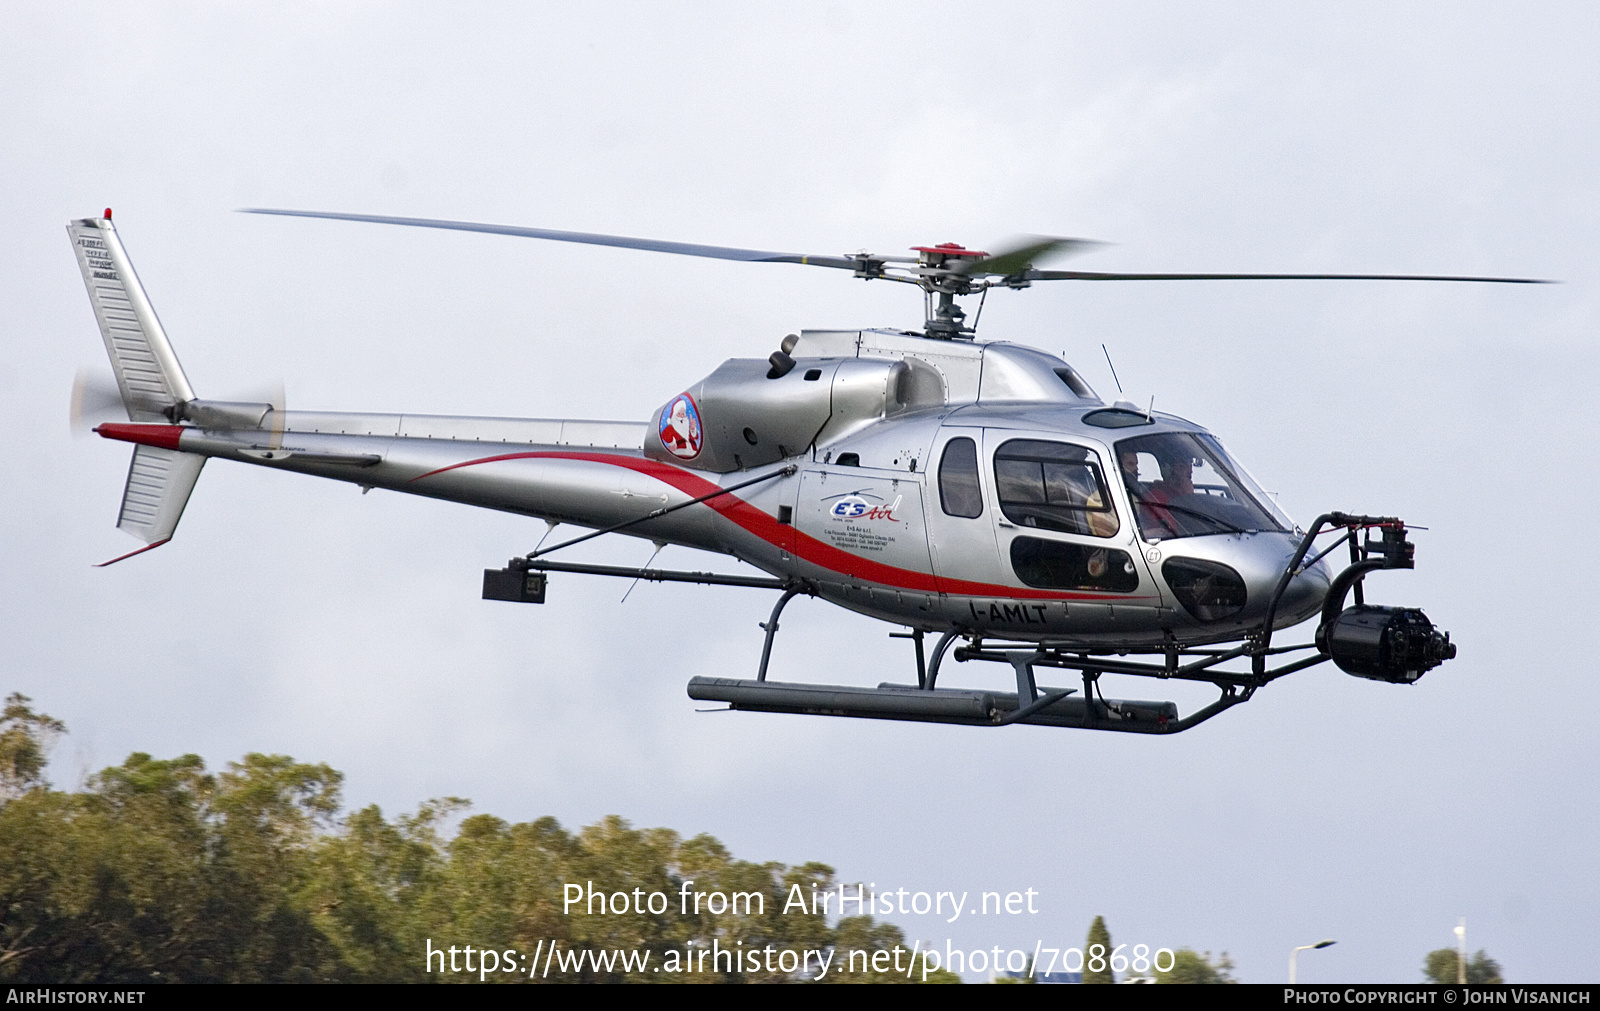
1114, 432, 1287, 541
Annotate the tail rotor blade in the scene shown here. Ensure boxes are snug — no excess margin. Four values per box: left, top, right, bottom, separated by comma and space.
215, 379, 288, 449
262, 379, 286, 451
70, 368, 127, 436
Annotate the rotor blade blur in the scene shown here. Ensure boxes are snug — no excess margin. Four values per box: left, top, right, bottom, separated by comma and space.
70, 368, 127, 435
240, 209, 869, 270
1025, 269, 1553, 283
957, 236, 1105, 277
233, 378, 287, 451
229, 378, 286, 416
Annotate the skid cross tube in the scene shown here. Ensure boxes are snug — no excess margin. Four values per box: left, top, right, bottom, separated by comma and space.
952, 641, 1329, 688
924, 630, 962, 689
890, 629, 928, 688
756, 587, 806, 682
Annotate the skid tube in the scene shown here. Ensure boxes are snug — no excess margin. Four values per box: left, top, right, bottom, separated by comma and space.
687, 635, 1327, 734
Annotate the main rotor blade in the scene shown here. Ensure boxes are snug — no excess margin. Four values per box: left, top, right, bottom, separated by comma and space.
1025, 269, 1552, 283
956, 235, 1105, 277
240, 208, 875, 270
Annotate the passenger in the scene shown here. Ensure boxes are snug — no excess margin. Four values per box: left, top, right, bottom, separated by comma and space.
1133, 449, 1189, 539
1148, 452, 1195, 502
1085, 485, 1119, 538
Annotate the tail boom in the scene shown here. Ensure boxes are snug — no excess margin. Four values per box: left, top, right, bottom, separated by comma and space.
90, 419, 760, 559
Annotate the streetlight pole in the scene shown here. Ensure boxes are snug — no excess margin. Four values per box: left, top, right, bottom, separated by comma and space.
1454, 919, 1467, 984
1289, 940, 1336, 984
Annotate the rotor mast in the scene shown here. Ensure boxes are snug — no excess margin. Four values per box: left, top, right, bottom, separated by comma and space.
911, 243, 989, 339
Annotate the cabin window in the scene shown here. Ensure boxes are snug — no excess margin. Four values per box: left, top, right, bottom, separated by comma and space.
1010, 537, 1139, 592
992, 439, 1120, 537
1114, 432, 1286, 541
1084, 408, 1154, 429
937, 437, 984, 518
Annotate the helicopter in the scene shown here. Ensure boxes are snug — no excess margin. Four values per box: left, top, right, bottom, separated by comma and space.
70, 208, 1543, 735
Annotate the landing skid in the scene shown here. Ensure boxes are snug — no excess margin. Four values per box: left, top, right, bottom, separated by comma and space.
483, 512, 1447, 734
687, 622, 1318, 735
690, 512, 1431, 734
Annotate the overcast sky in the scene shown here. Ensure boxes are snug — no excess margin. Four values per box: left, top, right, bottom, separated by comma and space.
4, 3, 1596, 984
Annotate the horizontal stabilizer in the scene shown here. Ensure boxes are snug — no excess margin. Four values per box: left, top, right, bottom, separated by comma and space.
97, 445, 205, 566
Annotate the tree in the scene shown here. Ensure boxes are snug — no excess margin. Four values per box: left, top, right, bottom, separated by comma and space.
1423, 948, 1503, 984
0, 694, 66, 801
301, 797, 466, 982
0, 689, 963, 984
1083, 915, 1114, 984
825, 915, 956, 983
1, 749, 347, 983
1153, 948, 1238, 984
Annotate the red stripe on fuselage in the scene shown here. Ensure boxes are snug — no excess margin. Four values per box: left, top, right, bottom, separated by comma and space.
411, 449, 1156, 603
94, 538, 172, 567
95, 423, 186, 451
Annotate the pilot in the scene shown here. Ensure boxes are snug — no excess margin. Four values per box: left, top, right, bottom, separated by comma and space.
1148, 452, 1194, 501
1087, 451, 1138, 541
1118, 448, 1144, 493
1134, 448, 1191, 539
1118, 447, 1168, 540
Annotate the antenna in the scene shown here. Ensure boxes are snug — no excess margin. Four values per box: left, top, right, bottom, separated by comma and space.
1102, 344, 1124, 395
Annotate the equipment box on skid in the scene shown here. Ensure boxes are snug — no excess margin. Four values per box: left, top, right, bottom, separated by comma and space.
482, 565, 546, 604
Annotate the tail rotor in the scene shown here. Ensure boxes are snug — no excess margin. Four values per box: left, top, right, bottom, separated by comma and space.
69, 367, 125, 436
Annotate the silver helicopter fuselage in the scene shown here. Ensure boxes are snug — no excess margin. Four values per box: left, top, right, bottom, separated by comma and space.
79, 207, 1328, 650
78, 212, 1493, 732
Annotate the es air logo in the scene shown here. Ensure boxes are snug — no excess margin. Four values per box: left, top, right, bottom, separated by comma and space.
830, 496, 871, 518
827, 492, 901, 522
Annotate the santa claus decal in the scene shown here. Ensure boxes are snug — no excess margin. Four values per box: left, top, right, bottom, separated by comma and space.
658, 393, 703, 460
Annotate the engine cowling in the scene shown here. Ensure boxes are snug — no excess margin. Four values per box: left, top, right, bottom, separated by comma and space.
645, 356, 931, 472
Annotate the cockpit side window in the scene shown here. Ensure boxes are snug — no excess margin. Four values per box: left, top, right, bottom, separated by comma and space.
1115, 432, 1286, 541
992, 439, 1120, 538
937, 437, 984, 518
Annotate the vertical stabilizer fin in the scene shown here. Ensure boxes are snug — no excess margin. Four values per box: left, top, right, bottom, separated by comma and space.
68, 213, 195, 423
96, 444, 206, 566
